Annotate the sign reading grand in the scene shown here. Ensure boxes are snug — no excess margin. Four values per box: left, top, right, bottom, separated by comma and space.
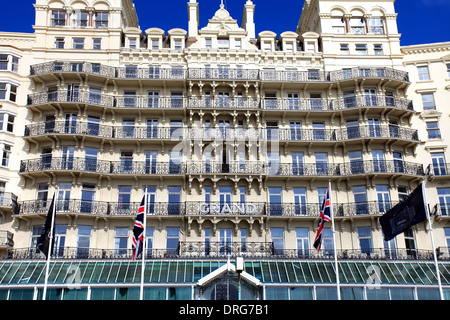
199, 203, 257, 215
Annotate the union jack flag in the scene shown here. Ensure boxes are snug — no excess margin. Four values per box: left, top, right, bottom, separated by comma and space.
313, 186, 332, 252
132, 196, 146, 260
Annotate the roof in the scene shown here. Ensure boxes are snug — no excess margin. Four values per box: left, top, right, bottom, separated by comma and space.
0, 260, 448, 287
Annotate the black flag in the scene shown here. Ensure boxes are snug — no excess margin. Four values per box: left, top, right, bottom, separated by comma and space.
36, 194, 56, 259
379, 184, 427, 241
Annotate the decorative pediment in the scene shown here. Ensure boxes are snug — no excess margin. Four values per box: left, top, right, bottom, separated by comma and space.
200, 4, 247, 36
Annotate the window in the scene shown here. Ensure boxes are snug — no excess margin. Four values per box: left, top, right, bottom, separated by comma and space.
218, 38, 230, 49
355, 44, 368, 55
271, 228, 284, 255
118, 186, 132, 211
376, 185, 391, 213
447, 64, 450, 78
358, 227, 372, 255
51, 10, 66, 27
94, 12, 109, 28
269, 187, 282, 216
73, 38, 85, 49
322, 228, 334, 256
350, 18, 366, 34
353, 185, 368, 215
168, 186, 181, 215
315, 152, 328, 175
313, 122, 325, 140
151, 39, 159, 50
293, 188, 307, 215
349, 150, 363, 174
0, 54, 19, 72
122, 119, 135, 138
372, 150, 386, 172
73, 10, 89, 27
438, 188, 450, 216
55, 37, 65, 49
77, 225, 91, 257
235, 39, 242, 49
421, 93, 436, 110
296, 228, 309, 258
166, 227, 180, 254
398, 186, 408, 202
431, 153, 446, 176
93, 38, 101, 50
129, 38, 137, 49
0, 113, 15, 133
332, 17, 346, 33
417, 66, 430, 81
174, 40, 183, 50
340, 43, 349, 55
1, 144, 11, 167
114, 228, 129, 256
404, 229, 417, 258
0, 83, 18, 102
374, 44, 383, 55
370, 17, 384, 34
426, 122, 441, 139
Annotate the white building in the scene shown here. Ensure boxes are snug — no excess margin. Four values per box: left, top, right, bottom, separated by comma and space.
0, 0, 447, 301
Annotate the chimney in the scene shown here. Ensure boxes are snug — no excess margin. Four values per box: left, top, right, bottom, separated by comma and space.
242, 0, 256, 40
188, 0, 199, 38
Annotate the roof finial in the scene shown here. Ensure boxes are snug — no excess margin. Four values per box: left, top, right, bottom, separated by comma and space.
220, 0, 225, 9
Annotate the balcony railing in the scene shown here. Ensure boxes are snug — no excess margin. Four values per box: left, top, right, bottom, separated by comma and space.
18, 200, 185, 216
29, 61, 410, 83
19, 158, 424, 177
27, 91, 414, 113
19, 158, 186, 175
17, 200, 396, 218
3, 245, 438, 261
24, 122, 419, 144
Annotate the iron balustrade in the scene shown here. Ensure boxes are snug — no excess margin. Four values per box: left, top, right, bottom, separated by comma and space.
19, 158, 186, 175
16, 199, 401, 218
24, 122, 418, 143
3, 246, 438, 261
27, 90, 414, 114
17, 200, 185, 216
188, 68, 259, 80
19, 157, 424, 178
29, 61, 410, 83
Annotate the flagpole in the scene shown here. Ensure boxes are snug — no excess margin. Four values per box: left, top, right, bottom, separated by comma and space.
329, 181, 341, 300
42, 188, 58, 301
421, 181, 444, 300
139, 188, 148, 301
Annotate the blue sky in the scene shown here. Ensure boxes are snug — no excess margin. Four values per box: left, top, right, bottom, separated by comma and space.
0, 0, 448, 46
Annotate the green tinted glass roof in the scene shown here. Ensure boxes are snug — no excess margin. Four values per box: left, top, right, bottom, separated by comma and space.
0, 260, 448, 286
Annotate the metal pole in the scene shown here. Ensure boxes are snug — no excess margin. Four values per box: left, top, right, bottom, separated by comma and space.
329, 181, 341, 300
42, 188, 58, 300
421, 181, 444, 300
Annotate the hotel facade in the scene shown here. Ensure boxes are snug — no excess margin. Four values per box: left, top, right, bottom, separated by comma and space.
0, 0, 449, 300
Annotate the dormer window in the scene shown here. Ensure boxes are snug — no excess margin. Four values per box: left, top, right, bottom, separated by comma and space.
235, 39, 242, 49
218, 38, 230, 49
263, 41, 272, 51
129, 38, 137, 49
205, 38, 212, 49
332, 17, 346, 34
174, 39, 183, 50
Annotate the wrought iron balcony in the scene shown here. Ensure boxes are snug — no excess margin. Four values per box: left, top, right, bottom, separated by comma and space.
17, 200, 185, 216
187, 96, 260, 109
261, 96, 413, 112
328, 67, 409, 83
19, 158, 186, 175
3, 245, 437, 261
29, 61, 410, 84
186, 161, 265, 175
24, 122, 177, 140
16, 199, 396, 218
188, 68, 259, 80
